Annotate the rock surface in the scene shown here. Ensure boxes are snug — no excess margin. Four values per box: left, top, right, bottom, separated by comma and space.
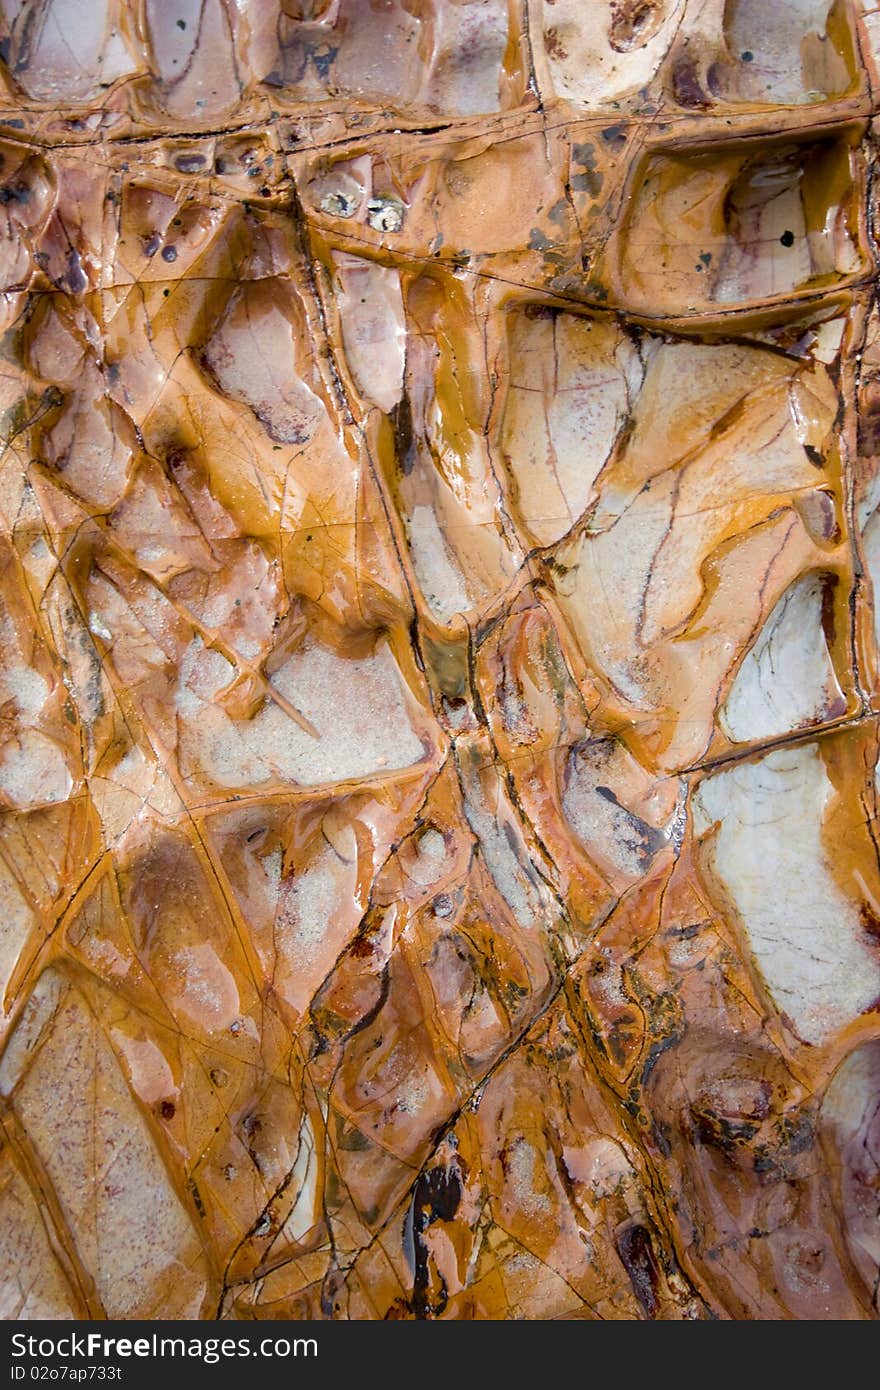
0, 0, 878, 1320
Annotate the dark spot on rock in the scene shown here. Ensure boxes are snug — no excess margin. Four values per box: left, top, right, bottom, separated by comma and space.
528, 226, 554, 251
601, 124, 627, 149
0, 179, 29, 205
408, 1160, 464, 1317
161, 244, 178, 262
616, 1224, 661, 1317
741, 50, 754, 62
544, 27, 567, 62
391, 393, 416, 476
860, 901, 880, 941
310, 43, 338, 81
780, 229, 795, 247
187, 1179, 206, 1218
571, 142, 603, 198
547, 197, 569, 227
65, 248, 88, 294
242, 1113, 261, 1140
609, 1, 664, 54
782, 1113, 815, 1156
582, 279, 609, 302
673, 58, 709, 107
160, 1099, 176, 1120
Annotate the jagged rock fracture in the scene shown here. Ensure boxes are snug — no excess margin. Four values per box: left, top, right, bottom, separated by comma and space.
0, 0, 878, 1321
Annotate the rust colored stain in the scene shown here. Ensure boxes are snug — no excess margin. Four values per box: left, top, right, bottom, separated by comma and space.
0, 0, 877, 1322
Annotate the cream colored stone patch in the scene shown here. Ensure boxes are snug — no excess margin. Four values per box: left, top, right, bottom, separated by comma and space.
9, 970, 209, 1318
333, 255, 405, 413
176, 635, 427, 789
693, 745, 880, 1044
720, 574, 844, 742
0, 856, 36, 1008
0, 1153, 78, 1319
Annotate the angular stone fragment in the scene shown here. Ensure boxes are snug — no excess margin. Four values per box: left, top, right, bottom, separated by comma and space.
0, 0, 878, 1325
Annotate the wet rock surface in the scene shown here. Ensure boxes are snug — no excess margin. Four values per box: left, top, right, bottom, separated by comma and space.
0, 0, 878, 1320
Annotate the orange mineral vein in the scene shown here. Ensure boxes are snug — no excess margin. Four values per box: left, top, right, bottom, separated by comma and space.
0, 0, 878, 1321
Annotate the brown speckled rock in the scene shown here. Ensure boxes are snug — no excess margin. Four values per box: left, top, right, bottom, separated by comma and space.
0, 0, 878, 1321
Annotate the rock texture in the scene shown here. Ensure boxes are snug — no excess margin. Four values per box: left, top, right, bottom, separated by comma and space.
0, 0, 878, 1321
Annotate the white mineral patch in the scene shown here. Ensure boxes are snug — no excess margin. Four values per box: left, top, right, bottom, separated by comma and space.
203, 294, 325, 445
408, 827, 449, 886
0, 1158, 79, 1318
110, 1031, 177, 1107
2, 666, 49, 719
9, 975, 207, 1317
282, 1112, 318, 1243
0, 970, 67, 1097
0, 857, 36, 1008
7, 0, 137, 101
725, 0, 840, 104
408, 504, 471, 623
333, 255, 405, 413
543, 0, 685, 107
0, 730, 72, 809
176, 636, 425, 789
562, 740, 673, 882
693, 744, 880, 1043
170, 944, 240, 1032
720, 575, 844, 742
820, 1040, 880, 1293
461, 758, 555, 930
274, 826, 361, 1014
501, 313, 640, 546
